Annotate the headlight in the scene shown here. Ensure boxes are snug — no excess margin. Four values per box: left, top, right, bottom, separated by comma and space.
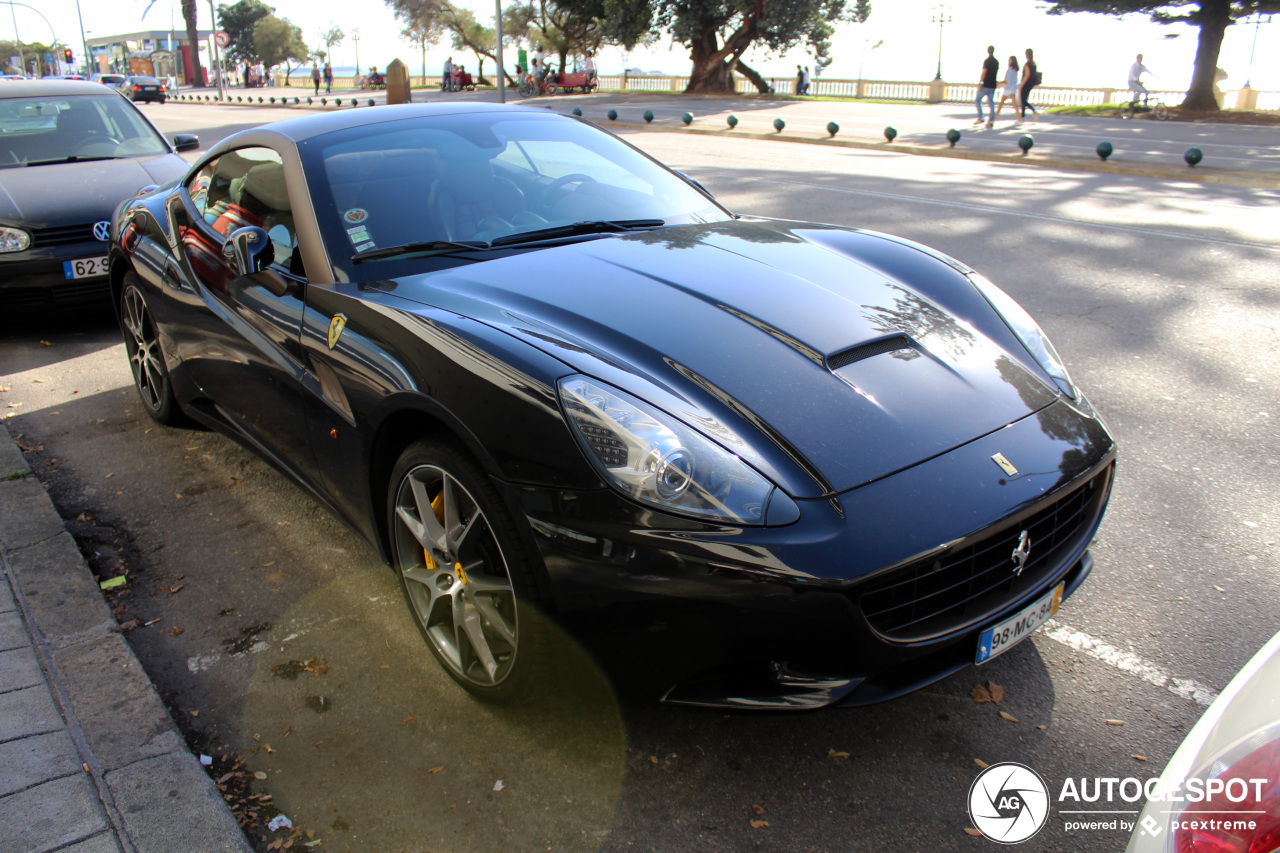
559, 376, 794, 525
970, 273, 1078, 399
0, 226, 31, 253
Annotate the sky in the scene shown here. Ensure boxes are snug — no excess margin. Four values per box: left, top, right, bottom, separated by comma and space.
17, 0, 1280, 91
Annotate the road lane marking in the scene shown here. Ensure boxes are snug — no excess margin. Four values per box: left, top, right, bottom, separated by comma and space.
1042, 619, 1219, 707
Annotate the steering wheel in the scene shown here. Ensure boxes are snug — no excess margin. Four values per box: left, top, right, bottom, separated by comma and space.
537, 173, 595, 213
72, 137, 121, 158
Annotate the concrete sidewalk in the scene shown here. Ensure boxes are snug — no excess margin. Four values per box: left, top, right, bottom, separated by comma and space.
0, 425, 250, 853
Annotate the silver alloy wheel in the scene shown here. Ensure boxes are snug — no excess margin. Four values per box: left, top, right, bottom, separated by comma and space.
393, 464, 519, 687
123, 285, 165, 411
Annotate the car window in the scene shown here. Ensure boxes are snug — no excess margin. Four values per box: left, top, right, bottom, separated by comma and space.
0, 94, 170, 165
187, 147, 299, 273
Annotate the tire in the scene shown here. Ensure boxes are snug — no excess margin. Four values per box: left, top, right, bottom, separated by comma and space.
1154, 103, 1169, 120
120, 274, 183, 425
1119, 103, 1135, 120
518, 80, 534, 98
546, 84, 558, 96
387, 439, 551, 704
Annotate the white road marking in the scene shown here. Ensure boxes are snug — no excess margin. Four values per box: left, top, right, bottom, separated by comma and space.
1042, 619, 1219, 707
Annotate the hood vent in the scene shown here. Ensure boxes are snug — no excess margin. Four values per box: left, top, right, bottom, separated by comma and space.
827, 335, 913, 371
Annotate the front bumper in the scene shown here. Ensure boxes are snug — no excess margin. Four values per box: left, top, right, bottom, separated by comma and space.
511, 399, 1116, 709
0, 244, 112, 310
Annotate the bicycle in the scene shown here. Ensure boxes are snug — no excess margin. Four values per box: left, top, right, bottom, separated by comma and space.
517, 72, 557, 98
1118, 92, 1169, 120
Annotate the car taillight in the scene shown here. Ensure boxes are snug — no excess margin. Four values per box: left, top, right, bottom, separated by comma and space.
1174, 736, 1280, 853
159, 85, 166, 91
132, 85, 141, 91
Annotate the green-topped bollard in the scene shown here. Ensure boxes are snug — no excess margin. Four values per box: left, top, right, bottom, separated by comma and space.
682, 112, 693, 126
1096, 141, 1113, 161
258, 96, 264, 103
321, 97, 327, 105
607, 109, 618, 121
236, 96, 242, 102
946, 128, 960, 147
367, 98, 375, 106
773, 117, 785, 132
727, 114, 738, 128
1184, 147, 1203, 167
293, 97, 299, 105
307, 97, 313, 104
269, 96, 275, 104
643, 110, 654, 123
572, 107, 582, 116
1018, 134, 1034, 154
826, 121, 839, 137
883, 126, 896, 142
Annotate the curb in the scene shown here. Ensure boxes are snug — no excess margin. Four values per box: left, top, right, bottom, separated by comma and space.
0, 423, 252, 853
169, 95, 1278, 191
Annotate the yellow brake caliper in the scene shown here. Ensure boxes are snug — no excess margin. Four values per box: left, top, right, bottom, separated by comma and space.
423, 492, 446, 570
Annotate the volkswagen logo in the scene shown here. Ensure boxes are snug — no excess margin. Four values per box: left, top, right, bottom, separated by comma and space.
93, 221, 112, 242
1010, 531, 1032, 577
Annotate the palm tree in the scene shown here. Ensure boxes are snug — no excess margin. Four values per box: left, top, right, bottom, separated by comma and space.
182, 0, 205, 86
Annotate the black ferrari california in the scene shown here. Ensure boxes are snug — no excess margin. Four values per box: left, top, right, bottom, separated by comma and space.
0, 80, 197, 311
109, 103, 1115, 708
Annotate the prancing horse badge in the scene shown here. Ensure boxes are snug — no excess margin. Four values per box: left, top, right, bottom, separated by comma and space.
327, 314, 347, 350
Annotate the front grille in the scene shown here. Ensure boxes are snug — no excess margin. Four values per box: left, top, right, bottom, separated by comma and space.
859, 467, 1111, 641
30, 224, 98, 247
0, 280, 110, 309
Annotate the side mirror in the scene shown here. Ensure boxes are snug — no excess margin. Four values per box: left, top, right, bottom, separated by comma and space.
172, 133, 200, 152
223, 226, 292, 297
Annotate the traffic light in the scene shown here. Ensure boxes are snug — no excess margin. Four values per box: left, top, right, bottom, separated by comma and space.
63, 48, 73, 64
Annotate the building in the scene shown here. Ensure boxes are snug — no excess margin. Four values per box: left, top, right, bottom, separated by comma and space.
85, 30, 212, 85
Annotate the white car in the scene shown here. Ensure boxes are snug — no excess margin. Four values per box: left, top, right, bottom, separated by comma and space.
1125, 629, 1280, 853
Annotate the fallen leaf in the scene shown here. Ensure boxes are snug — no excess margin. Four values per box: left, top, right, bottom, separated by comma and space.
40, 340, 52, 347
987, 682, 1005, 704
399, 716, 416, 727
263, 561, 276, 568
964, 827, 985, 837
1036, 725, 1048, 731
1133, 754, 1148, 762
649, 756, 658, 765
0, 385, 8, 392
32, 378, 44, 383
378, 665, 391, 669
282, 726, 293, 738
168, 625, 184, 637
254, 771, 268, 780
1213, 585, 1225, 593
749, 820, 769, 829
168, 585, 184, 594
999, 711, 1019, 723
974, 758, 990, 770
218, 772, 235, 784
751, 804, 765, 815
1106, 719, 1125, 726
493, 780, 505, 792
428, 766, 445, 774
190, 710, 199, 717
175, 493, 183, 500
971, 684, 993, 704
100, 576, 127, 590
827, 749, 850, 759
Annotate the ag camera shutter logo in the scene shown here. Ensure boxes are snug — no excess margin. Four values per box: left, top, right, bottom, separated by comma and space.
968, 762, 1050, 844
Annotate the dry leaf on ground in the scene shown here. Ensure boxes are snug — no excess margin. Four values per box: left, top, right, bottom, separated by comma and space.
964, 828, 985, 837
750, 820, 769, 829
828, 749, 850, 758
1106, 719, 1125, 726
974, 759, 990, 769
751, 804, 765, 815
999, 711, 1019, 723
1133, 754, 1148, 761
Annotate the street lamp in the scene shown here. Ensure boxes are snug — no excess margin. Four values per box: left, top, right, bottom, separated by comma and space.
352, 29, 359, 75
1244, 13, 1273, 88
932, 6, 951, 81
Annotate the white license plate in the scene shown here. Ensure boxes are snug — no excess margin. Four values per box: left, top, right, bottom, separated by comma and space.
976, 583, 1064, 664
63, 257, 108, 280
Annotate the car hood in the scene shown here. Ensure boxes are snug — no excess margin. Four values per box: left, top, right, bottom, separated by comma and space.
381, 220, 1060, 497
0, 154, 186, 227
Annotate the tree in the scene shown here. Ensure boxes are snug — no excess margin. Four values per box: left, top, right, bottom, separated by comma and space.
399, 12, 444, 79
182, 0, 206, 85
598, 0, 870, 94
254, 15, 309, 80
1, 39, 53, 76
218, 0, 275, 63
1043, 0, 1280, 111
317, 24, 344, 63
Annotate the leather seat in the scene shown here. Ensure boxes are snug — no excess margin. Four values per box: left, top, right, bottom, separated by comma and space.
426, 153, 541, 242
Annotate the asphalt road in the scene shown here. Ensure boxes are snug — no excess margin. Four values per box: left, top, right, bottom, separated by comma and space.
1, 105, 1278, 853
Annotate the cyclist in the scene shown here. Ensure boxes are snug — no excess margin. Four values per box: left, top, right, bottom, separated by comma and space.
1128, 53, 1153, 106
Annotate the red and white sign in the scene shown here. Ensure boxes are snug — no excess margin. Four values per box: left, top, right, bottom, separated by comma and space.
213, 31, 230, 47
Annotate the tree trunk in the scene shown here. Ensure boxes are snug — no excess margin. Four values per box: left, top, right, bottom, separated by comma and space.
1182, 0, 1229, 111
182, 0, 204, 87
735, 59, 773, 94
684, 17, 757, 94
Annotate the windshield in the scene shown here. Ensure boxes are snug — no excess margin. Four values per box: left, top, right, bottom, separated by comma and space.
0, 93, 170, 167
301, 110, 730, 277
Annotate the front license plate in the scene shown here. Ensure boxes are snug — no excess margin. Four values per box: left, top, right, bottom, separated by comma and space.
63, 257, 108, 280
976, 583, 1064, 664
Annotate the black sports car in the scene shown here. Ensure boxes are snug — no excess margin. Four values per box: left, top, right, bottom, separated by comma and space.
109, 103, 1115, 709
0, 80, 196, 310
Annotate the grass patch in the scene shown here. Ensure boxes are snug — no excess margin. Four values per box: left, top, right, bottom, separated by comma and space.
1046, 104, 1123, 117
4, 471, 32, 481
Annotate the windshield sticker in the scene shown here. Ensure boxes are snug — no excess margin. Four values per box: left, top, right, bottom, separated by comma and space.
343, 208, 369, 225
347, 227, 369, 243
354, 240, 377, 253
346, 225, 368, 236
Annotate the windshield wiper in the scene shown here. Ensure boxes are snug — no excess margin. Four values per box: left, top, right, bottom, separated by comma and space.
23, 155, 124, 166
351, 240, 489, 263
487, 219, 666, 248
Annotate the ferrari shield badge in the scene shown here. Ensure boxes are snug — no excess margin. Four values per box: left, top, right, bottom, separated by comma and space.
991, 452, 1018, 477
327, 314, 347, 350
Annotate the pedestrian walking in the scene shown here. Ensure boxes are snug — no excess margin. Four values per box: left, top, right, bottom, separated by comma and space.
1018, 48, 1039, 123
992, 55, 1020, 123
443, 56, 454, 92
311, 64, 320, 95
323, 63, 332, 93
795, 64, 803, 95
801, 65, 812, 95
1128, 53, 1152, 105
975, 46, 999, 128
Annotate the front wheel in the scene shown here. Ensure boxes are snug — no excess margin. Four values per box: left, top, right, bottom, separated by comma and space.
388, 440, 552, 704
518, 79, 534, 98
1154, 103, 1169, 120
120, 274, 183, 425
1118, 103, 1135, 120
